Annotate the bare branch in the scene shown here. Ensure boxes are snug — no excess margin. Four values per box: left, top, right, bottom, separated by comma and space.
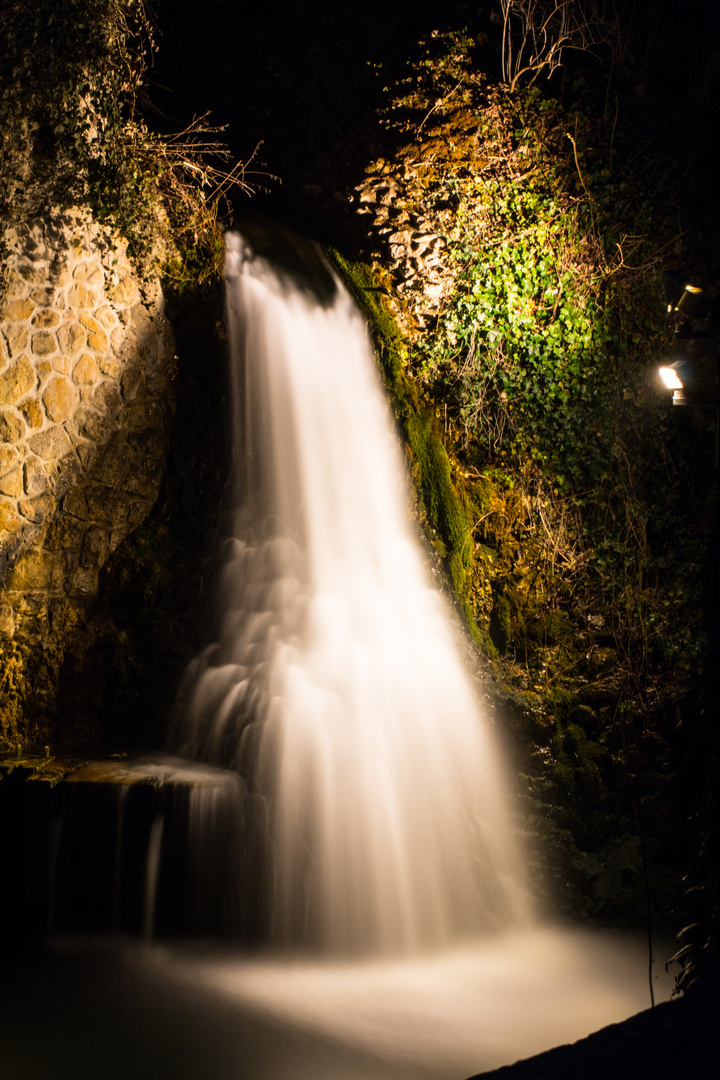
499, 0, 613, 91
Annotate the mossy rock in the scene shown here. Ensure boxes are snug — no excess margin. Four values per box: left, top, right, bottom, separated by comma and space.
489, 592, 514, 655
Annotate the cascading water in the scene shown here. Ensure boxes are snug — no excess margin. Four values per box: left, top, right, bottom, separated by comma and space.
171, 229, 531, 954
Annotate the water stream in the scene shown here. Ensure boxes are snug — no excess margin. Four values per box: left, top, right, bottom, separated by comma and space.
171, 229, 531, 955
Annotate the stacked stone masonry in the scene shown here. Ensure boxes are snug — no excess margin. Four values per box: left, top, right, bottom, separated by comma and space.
353, 162, 452, 324
343, 110, 489, 336
0, 209, 174, 751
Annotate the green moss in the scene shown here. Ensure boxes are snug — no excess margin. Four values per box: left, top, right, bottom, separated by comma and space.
0, 628, 78, 755
489, 591, 514, 655
550, 689, 610, 849
0, 643, 26, 752
405, 415, 470, 557
327, 252, 405, 385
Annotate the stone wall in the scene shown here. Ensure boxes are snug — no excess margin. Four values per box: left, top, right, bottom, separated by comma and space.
342, 109, 493, 339
346, 119, 475, 331
0, 208, 175, 753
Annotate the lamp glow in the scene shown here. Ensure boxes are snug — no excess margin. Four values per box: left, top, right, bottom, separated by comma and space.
659, 366, 683, 390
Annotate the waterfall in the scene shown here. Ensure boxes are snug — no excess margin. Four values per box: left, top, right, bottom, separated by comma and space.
172, 228, 531, 955
10, 230, 668, 1080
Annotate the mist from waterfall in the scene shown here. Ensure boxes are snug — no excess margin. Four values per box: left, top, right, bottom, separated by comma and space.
171, 229, 531, 954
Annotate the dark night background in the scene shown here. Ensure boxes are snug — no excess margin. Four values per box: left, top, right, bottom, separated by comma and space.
146, 0, 720, 244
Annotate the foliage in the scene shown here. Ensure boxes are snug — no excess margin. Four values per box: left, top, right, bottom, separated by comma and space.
360, 23, 716, 936
418, 176, 613, 491
0, 0, 262, 282
392, 70, 712, 706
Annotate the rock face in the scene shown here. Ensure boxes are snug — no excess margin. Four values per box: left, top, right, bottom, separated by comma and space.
347, 110, 488, 335
352, 163, 451, 331
0, 209, 175, 753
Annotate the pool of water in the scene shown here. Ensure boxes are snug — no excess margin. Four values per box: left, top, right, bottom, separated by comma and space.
0, 926, 674, 1080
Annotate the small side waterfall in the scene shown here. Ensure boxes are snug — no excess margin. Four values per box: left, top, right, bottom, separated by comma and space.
43, 759, 247, 938
172, 229, 531, 954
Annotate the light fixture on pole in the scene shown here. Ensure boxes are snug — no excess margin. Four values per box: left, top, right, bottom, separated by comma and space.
658, 272, 717, 407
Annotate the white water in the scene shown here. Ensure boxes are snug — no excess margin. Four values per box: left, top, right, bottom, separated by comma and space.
172, 230, 531, 955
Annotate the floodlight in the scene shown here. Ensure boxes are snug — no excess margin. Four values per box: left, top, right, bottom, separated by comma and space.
659, 366, 684, 390
658, 336, 718, 406
658, 271, 717, 406
662, 271, 710, 323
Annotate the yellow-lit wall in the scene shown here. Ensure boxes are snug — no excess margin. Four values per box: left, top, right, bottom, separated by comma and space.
0, 208, 175, 753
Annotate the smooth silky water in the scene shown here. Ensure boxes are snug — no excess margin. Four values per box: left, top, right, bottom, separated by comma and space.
6, 230, 671, 1080
171, 229, 532, 955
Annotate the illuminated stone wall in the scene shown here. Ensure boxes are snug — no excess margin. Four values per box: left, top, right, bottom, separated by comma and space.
0, 208, 174, 753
